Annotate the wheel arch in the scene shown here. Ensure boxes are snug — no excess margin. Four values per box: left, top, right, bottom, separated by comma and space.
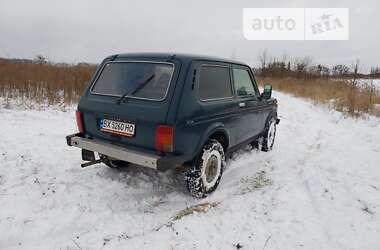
265, 110, 278, 127
208, 130, 229, 153
188, 123, 230, 165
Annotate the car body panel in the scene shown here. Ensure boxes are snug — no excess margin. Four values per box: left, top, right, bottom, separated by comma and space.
78, 57, 182, 151
71, 53, 278, 170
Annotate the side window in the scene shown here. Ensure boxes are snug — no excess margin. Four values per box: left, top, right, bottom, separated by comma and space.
199, 65, 233, 101
233, 68, 257, 97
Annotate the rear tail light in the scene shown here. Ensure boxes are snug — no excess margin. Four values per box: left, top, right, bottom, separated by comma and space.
75, 110, 85, 133
155, 125, 174, 152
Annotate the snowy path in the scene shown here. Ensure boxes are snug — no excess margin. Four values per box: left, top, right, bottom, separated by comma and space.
1, 92, 380, 250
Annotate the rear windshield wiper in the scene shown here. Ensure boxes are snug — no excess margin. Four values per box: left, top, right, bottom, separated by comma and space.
116, 74, 155, 104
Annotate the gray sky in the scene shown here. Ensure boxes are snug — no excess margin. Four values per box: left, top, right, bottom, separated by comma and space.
0, 0, 379, 69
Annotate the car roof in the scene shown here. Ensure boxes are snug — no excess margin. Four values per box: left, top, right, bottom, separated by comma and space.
113, 52, 248, 66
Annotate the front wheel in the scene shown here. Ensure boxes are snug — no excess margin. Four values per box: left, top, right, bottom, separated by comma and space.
261, 118, 277, 152
184, 139, 225, 198
251, 117, 277, 152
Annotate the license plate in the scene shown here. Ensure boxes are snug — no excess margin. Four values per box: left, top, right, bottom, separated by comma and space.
99, 118, 135, 137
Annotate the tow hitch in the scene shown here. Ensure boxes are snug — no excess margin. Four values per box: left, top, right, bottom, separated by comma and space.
81, 158, 104, 168
80, 149, 104, 168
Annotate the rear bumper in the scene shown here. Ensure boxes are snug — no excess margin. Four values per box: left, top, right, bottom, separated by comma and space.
66, 133, 185, 171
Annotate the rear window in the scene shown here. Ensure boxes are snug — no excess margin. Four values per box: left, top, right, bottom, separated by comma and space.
199, 65, 233, 101
91, 62, 174, 101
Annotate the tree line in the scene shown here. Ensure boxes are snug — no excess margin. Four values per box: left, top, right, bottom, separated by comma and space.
255, 50, 380, 79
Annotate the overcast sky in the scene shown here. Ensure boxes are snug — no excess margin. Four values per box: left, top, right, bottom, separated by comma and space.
0, 0, 379, 69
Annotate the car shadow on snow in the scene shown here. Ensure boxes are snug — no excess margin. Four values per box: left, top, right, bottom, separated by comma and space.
78, 147, 272, 208
94, 163, 189, 198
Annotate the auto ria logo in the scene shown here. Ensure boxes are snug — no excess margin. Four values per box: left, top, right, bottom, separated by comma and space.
311, 13, 344, 35
243, 8, 349, 40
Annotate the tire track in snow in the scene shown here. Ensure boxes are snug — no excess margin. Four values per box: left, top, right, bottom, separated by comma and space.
1, 93, 380, 250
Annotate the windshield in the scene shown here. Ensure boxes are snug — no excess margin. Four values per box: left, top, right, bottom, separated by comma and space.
91, 62, 174, 101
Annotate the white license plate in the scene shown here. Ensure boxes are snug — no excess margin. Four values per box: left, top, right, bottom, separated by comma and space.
99, 118, 135, 137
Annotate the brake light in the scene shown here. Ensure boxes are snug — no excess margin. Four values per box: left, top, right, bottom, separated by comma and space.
75, 110, 85, 133
155, 125, 174, 152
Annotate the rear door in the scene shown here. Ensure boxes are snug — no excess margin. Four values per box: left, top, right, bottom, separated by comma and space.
78, 60, 179, 151
231, 65, 265, 143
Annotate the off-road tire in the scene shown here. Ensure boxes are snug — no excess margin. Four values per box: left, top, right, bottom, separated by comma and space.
184, 139, 225, 198
261, 117, 277, 152
251, 117, 277, 152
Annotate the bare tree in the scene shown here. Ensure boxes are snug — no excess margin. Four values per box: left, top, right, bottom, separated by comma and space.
293, 56, 313, 78
370, 66, 380, 76
347, 59, 360, 115
34, 54, 47, 64
350, 59, 360, 84
258, 50, 269, 77
332, 64, 350, 77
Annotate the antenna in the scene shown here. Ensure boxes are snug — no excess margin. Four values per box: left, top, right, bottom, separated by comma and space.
167, 54, 176, 61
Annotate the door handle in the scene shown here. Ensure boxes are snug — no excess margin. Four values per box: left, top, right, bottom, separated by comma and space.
238, 102, 246, 108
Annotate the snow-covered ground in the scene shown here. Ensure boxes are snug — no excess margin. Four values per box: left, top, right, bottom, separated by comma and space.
1, 92, 380, 250
357, 79, 380, 90
332, 78, 380, 91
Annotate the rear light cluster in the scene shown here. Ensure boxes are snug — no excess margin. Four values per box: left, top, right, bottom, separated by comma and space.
155, 125, 174, 152
75, 110, 85, 133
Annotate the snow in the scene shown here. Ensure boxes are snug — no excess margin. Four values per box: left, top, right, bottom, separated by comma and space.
1, 92, 380, 250
331, 78, 380, 92
356, 78, 380, 90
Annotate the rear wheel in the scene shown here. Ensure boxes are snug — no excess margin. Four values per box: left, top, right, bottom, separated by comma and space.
184, 139, 225, 198
99, 154, 130, 169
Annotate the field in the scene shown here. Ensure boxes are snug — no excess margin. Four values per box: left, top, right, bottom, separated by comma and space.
257, 77, 380, 117
1, 92, 379, 250
1, 59, 379, 117
0, 59, 96, 106
1, 58, 380, 249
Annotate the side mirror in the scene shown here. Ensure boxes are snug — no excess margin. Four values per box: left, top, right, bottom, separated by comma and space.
262, 84, 272, 100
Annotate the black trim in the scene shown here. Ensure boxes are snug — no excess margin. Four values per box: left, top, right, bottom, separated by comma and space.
110, 54, 118, 61
225, 133, 261, 157
66, 133, 83, 146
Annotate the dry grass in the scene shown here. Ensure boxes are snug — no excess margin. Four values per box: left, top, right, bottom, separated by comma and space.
0, 59, 96, 106
172, 202, 219, 221
1, 58, 379, 117
257, 77, 380, 117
